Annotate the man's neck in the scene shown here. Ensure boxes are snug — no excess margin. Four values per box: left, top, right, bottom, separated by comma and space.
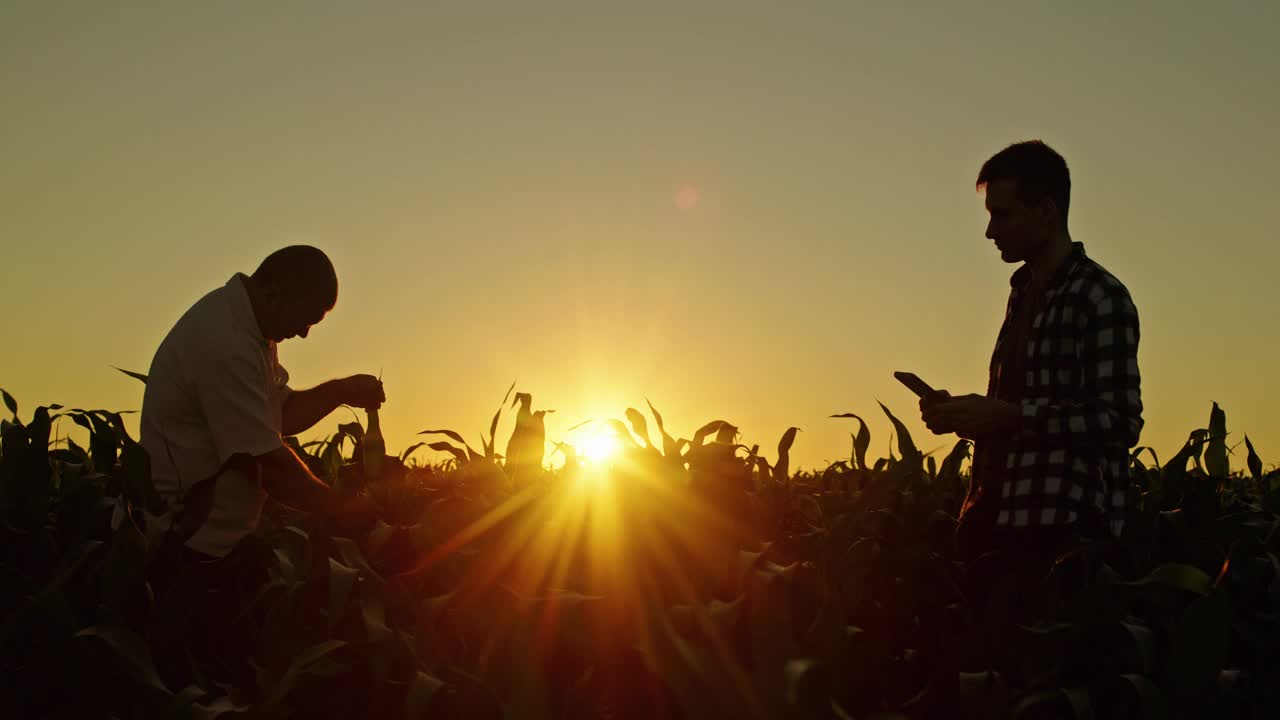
1024, 230, 1073, 288
240, 274, 272, 339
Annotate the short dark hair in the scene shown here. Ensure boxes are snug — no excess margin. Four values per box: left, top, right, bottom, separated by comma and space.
252, 245, 338, 308
976, 140, 1071, 220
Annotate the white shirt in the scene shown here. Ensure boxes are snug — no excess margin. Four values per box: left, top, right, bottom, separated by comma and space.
140, 273, 292, 557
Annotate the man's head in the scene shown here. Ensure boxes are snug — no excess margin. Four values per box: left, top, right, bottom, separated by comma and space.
249, 245, 338, 342
977, 140, 1071, 264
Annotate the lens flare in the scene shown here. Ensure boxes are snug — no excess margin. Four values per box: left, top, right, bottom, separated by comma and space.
574, 426, 621, 463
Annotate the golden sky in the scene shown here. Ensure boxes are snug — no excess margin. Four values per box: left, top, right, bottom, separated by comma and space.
3, 1, 1278, 472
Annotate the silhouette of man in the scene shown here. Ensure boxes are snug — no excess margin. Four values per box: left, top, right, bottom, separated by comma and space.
918, 141, 1143, 572
141, 245, 384, 560
140, 245, 388, 687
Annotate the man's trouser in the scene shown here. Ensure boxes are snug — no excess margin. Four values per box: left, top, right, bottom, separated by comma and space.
148, 538, 270, 691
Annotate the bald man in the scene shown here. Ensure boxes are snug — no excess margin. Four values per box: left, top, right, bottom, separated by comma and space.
140, 245, 384, 560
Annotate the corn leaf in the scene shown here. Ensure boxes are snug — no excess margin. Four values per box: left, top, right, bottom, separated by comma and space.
399, 442, 429, 463
111, 366, 149, 385
625, 407, 653, 448
1245, 436, 1263, 482
0, 388, 16, 419
604, 419, 640, 448
426, 441, 469, 465
418, 429, 481, 459
831, 413, 871, 470
1204, 402, 1229, 478
646, 397, 681, 459
774, 427, 800, 482
878, 401, 921, 465
692, 420, 728, 447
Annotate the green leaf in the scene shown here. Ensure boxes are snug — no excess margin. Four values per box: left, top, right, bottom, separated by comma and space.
359, 590, 393, 647
417, 427, 467, 445
783, 657, 831, 714
417, 429, 481, 459
1186, 428, 1210, 472
485, 409, 502, 458
1060, 687, 1092, 719
878, 401, 921, 464
112, 366, 149, 385
1131, 446, 1161, 471
714, 421, 738, 444
6, 408, 52, 530
76, 624, 169, 694
1204, 402, 1229, 478
405, 671, 445, 718
1169, 591, 1231, 699
691, 420, 728, 447
1118, 620, 1158, 675
830, 413, 871, 470
1012, 690, 1069, 719
426, 441, 469, 465
164, 686, 249, 719
269, 639, 349, 704
338, 421, 364, 444
1126, 563, 1212, 595
0, 388, 16, 419
332, 536, 383, 583
774, 426, 800, 482
604, 419, 642, 448
83, 411, 119, 473
399, 442, 429, 463
121, 440, 166, 514
625, 408, 653, 448
645, 397, 668, 437
481, 381, 516, 459
939, 440, 971, 479
1245, 436, 1264, 482
327, 558, 359, 629
646, 397, 682, 459
1119, 674, 1168, 718
102, 520, 148, 616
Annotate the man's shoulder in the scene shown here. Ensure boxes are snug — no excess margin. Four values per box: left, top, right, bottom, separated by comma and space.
158, 283, 258, 369
1066, 255, 1137, 309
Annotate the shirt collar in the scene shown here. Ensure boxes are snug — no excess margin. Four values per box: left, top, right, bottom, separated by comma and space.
227, 273, 267, 346
1009, 241, 1086, 292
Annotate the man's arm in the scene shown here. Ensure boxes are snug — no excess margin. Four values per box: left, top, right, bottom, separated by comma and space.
253, 445, 378, 530
282, 375, 385, 436
1018, 281, 1144, 448
282, 380, 348, 436
255, 444, 344, 513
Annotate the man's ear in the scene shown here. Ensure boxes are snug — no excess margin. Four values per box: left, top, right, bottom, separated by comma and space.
1039, 195, 1061, 221
261, 282, 283, 309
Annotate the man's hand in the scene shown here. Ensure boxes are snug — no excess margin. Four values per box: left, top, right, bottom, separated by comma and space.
920, 393, 1021, 440
342, 374, 386, 410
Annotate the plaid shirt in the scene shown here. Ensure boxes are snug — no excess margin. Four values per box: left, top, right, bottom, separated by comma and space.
975, 241, 1143, 537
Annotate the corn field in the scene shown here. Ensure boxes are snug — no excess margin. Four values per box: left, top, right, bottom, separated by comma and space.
1, 383, 1278, 719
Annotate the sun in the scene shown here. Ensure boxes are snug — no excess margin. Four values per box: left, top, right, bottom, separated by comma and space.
573, 426, 621, 463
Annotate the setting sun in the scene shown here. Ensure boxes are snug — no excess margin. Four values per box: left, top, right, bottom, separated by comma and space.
572, 424, 622, 463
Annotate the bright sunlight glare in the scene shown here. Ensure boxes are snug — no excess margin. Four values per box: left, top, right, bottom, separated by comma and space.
573, 426, 622, 463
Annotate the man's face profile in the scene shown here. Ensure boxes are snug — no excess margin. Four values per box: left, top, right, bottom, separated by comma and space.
983, 178, 1051, 264
262, 283, 330, 342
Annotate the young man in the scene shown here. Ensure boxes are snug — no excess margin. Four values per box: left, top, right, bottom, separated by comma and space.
140, 245, 384, 559
919, 141, 1143, 567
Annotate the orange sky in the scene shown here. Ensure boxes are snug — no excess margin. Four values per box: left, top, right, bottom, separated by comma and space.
3, 2, 1278, 472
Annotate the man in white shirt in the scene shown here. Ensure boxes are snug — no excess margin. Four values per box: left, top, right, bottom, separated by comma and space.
141, 245, 383, 559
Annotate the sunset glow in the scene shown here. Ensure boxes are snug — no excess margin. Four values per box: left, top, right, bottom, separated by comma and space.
571, 424, 623, 464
